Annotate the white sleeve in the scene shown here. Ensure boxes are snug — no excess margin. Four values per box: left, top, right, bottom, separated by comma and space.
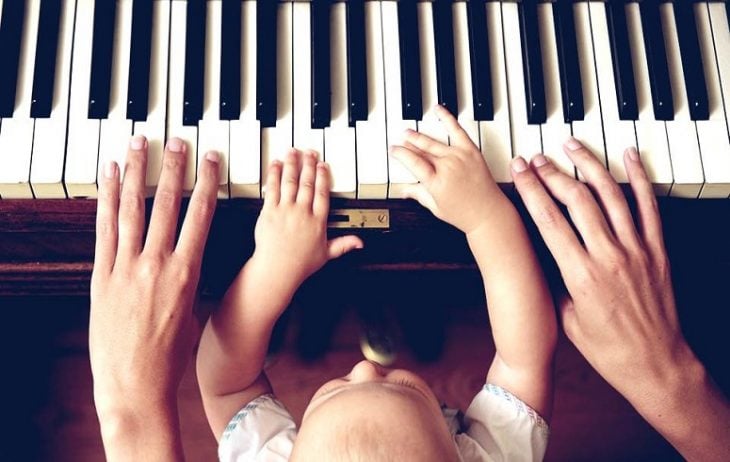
453, 384, 549, 462
218, 394, 297, 462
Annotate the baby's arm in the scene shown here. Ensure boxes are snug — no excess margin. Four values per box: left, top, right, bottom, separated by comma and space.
391, 106, 556, 419
196, 149, 362, 439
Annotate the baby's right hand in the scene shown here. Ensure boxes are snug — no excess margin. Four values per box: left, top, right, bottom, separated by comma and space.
389, 105, 504, 234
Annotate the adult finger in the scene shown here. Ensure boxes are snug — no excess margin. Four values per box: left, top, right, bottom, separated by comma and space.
94, 161, 120, 275
297, 151, 318, 207
117, 135, 149, 258
511, 156, 587, 269
263, 160, 283, 208
434, 104, 473, 150
530, 154, 616, 256
176, 152, 220, 264
558, 296, 581, 345
404, 128, 449, 157
145, 138, 187, 254
389, 145, 437, 184
280, 149, 301, 204
563, 138, 640, 249
312, 161, 331, 218
327, 235, 364, 261
400, 183, 437, 214
623, 148, 666, 259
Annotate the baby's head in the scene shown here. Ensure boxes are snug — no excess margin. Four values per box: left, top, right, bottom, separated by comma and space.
290, 360, 458, 462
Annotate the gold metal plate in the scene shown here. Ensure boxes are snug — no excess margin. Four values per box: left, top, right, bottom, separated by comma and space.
328, 209, 390, 229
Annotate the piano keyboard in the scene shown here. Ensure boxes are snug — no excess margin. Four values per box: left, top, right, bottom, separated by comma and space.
1, 0, 730, 200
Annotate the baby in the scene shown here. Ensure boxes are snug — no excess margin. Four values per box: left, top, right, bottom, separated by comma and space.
196, 106, 557, 461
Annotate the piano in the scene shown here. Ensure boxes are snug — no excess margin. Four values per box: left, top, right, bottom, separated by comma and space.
1, 0, 729, 296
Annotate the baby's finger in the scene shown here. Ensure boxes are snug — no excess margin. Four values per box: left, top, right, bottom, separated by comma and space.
434, 104, 473, 150
623, 148, 666, 259
117, 136, 149, 259
327, 235, 364, 261
281, 149, 301, 204
145, 138, 186, 254
263, 160, 283, 208
389, 145, 436, 184
313, 161, 331, 218
404, 128, 449, 157
94, 161, 120, 275
297, 151, 318, 207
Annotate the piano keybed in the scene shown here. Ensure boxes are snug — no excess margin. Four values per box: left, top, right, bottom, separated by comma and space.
0, 0, 730, 200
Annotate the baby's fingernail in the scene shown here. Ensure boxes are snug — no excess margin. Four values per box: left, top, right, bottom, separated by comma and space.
565, 137, 582, 151
104, 160, 118, 179
532, 154, 549, 168
166, 138, 185, 153
130, 135, 146, 151
511, 157, 528, 173
627, 147, 640, 162
205, 151, 220, 163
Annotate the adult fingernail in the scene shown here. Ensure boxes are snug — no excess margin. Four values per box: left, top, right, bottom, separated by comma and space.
565, 137, 582, 151
205, 151, 220, 163
627, 147, 640, 161
104, 160, 117, 179
130, 135, 146, 151
532, 154, 549, 168
167, 138, 185, 153
511, 157, 528, 173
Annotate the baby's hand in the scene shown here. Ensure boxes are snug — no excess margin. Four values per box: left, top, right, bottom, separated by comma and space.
389, 105, 503, 234
249, 149, 363, 294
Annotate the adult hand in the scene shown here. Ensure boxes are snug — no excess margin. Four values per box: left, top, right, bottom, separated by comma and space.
90, 136, 220, 460
511, 139, 730, 461
389, 105, 505, 235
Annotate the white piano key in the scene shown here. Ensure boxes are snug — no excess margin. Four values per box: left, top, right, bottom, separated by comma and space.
479, 2, 512, 184
626, 3, 673, 196
589, 2, 637, 184
354, 1, 388, 199
0, 0, 40, 198
229, 0, 261, 198
324, 2, 356, 198
538, 3, 574, 177
98, 0, 134, 185
695, 3, 730, 198
382, 1, 417, 198
31, 0, 74, 198
572, 2, 607, 174
261, 2, 293, 193
452, 2, 480, 148
134, 0, 171, 197
502, 3, 542, 162
65, 0, 100, 197
292, 2, 324, 154
662, 3, 704, 198
167, 0, 198, 194
198, 0, 229, 198
417, 1, 448, 144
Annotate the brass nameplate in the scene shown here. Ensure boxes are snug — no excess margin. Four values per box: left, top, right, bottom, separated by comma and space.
328, 209, 390, 229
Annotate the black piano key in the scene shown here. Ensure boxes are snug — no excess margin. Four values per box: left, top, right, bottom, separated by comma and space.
88, 0, 116, 119
31, 0, 62, 119
346, 0, 368, 126
398, 0, 423, 120
553, 0, 584, 122
518, 0, 546, 124
183, 0, 206, 126
0, 0, 27, 117
311, 0, 331, 129
432, 0, 458, 115
673, 1, 708, 121
466, 0, 493, 121
639, 0, 674, 120
256, 0, 277, 127
606, 1, 638, 121
126, 0, 154, 122
220, 0, 241, 121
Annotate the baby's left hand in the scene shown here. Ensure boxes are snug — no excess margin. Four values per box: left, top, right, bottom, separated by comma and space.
248, 149, 363, 295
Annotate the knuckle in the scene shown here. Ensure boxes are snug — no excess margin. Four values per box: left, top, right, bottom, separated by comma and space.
163, 153, 184, 171
568, 183, 592, 205
154, 188, 179, 212
535, 203, 562, 226
121, 193, 144, 216
138, 256, 164, 280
